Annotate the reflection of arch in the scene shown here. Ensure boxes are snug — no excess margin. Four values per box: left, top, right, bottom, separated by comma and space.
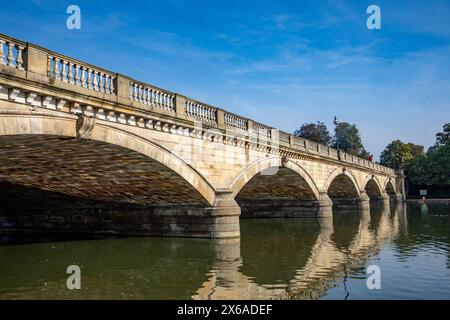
362, 175, 383, 199
384, 178, 396, 195
229, 157, 320, 200
323, 167, 360, 196
0, 113, 216, 205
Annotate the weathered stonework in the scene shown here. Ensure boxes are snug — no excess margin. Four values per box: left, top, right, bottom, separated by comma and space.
0, 33, 405, 238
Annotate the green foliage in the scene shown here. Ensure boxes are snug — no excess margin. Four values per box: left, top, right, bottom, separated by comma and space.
435, 123, 450, 146
331, 122, 369, 157
379, 140, 425, 170
381, 123, 450, 186
294, 122, 331, 145
407, 144, 450, 185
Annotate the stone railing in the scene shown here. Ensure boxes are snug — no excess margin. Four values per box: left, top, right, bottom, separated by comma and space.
130, 81, 175, 112
225, 112, 248, 131
185, 99, 217, 123
252, 121, 272, 139
0, 32, 396, 175
48, 53, 116, 94
0, 34, 26, 70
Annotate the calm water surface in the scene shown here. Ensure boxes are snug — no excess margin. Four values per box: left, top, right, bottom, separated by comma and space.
0, 203, 449, 299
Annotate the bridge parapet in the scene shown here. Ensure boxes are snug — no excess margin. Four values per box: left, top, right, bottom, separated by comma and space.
0, 32, 395, 176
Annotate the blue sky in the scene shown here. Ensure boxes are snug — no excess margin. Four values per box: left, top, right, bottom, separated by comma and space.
1, 0, 449, 159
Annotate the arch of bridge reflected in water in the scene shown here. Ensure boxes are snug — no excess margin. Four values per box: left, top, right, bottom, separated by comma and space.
2, 202, 448, 300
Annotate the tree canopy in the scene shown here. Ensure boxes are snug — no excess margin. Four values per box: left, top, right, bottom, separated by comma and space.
380, 123, 450, 186
331, 122, 369, 158
379, 140, 425, 170
406, 123, 450, 186
293, 122, 331, 145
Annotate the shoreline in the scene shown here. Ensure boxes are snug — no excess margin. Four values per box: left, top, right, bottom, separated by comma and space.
406, 199, 450, 204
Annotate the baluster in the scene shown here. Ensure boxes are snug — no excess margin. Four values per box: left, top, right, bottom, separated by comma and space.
81, 66, 87, 87
105, 75, 111, 94
145, 88, 150, 104
148, 88, 152, 104
16, 45, 24, 70
141, 87, 146, 103
169, 95, 173, 111
7, 42, 14, 67
155, 90, 159, 106
133, 83, 138, 101
153, 90, 158, 106
87, 68, 93, 89
156, 91, 160, 107
54, 57, 61, 80
163, 93, 168, 109
136, 85, 140, 102
68, 62, 75, 84
0, 40, 5, 65
140, 85, 145, 103
75, 65, 81, 86
99, 73, 105, 92
61, 60, 68, 82
110, 75, 115, 94
93, 71, 99, 91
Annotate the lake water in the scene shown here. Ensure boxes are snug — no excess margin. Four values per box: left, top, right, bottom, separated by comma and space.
0, 202, 449, 300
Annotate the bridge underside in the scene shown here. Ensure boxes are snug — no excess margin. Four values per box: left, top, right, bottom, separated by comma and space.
0, 135, 239, 238
236, 167, 320, 218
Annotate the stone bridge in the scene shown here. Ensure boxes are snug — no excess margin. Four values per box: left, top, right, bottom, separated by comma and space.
0, 33, 405, 238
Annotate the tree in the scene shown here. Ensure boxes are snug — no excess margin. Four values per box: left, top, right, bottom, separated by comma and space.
407, 144, 450, 185
331, 122, 369, 157
380, 124, 450, 196
379, 140, 425, 170
435, 123, 450, 147
294, 122, 331, 145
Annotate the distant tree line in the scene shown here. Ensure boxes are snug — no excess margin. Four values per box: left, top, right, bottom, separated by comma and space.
293, 121, 450, 198
379, 123, 450, 197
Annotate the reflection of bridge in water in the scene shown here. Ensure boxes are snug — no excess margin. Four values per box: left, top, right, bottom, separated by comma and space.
194, 203, 408, 300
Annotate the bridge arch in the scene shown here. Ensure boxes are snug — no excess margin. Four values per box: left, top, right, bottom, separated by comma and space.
323, 167, 360, 196
384, 178, 396, 196
362, 175, 383, 200
229, 156, 320, 200
0, 113, 216, 205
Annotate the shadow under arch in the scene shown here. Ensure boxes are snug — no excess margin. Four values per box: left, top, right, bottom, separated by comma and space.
324, 168, 361, 209
0, 113, 241, 237
229, 157, 320, 200
362, 175, 383, 201
229, 157, 322, 218
384, 179, 397, 199
0, 113, 216, 205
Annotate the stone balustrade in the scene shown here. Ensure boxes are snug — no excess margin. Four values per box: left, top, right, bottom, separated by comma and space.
0, 32, 396, 175
0, 34, 26, 70
130, 81, 175, 112
225, 112, 248, 131
252, 121, 272, 139
47, 54, 116, 94
185, 99, 217, 123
